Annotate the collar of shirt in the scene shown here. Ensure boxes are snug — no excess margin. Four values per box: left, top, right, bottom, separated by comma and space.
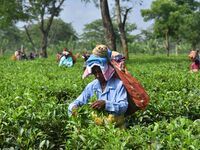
93, 78, 115, 94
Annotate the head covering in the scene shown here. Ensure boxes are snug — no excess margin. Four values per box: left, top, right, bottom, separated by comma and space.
82, 56, 115, 81
62, 51, 69, 55
63, 48, 68, 51
92, 44, 109, 57
82, 44, 115, 81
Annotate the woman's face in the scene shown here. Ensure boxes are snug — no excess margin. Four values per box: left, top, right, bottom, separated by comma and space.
92, 66, 106, 83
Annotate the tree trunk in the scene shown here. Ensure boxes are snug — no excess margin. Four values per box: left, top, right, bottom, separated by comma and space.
0, 49, 6, 56
175, 44, 178, 56
24, 25, 37, 53
41, 31, 48, 58
175, 40, 180, 56
100, 0, 116, 51
164, 29, 170, 56
0, 49, 3, 56
38, 0, 65, 58
115, 0, 130, 59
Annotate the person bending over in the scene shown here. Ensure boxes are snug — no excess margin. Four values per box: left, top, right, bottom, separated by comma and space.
68, 52, 128, 126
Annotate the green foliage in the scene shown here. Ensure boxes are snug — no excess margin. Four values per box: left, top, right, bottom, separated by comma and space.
0, 54, 199, 149
179, 12, 200, 48
141, 0, 200, 49
20, 19, 77, 51
80, 19, 137, 51
142, 0, 179, 38
0, 0, 29, 28
0, 25, 22, 53
129, 39, 165, 54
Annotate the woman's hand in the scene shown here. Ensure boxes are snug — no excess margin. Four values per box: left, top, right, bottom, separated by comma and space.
90, 100, 105, 110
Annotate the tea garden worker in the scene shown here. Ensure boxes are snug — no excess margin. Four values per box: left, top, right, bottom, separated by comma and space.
190, 59, 199, 72
58, 48, 76, 67
195, 50, 200, 65
62, 47, 68, 54
68, 45, 128, 127
59, 51, 73, 67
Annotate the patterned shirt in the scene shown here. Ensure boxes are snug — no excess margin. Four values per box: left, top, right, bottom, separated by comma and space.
68, 77, 128, 116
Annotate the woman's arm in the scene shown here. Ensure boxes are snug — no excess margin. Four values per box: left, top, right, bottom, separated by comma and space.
68, 81, 95, 115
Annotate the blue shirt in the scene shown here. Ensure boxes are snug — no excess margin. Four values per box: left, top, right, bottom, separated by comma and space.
68, 77, 128, 116
59, 55, 73, 67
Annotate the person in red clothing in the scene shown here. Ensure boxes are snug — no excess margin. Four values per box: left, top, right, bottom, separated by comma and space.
190, 59, 199, 72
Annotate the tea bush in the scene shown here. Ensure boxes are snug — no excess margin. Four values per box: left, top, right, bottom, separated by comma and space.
0, 54, 199, 149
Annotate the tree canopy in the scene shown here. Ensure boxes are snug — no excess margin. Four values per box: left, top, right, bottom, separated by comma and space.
141, 0, 200, 54
0, 0, 29, 28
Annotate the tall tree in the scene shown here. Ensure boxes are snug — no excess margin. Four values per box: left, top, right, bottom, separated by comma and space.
24, 25, 37, 52
0, 0, 29, 28
0, 0, 65, 57
26, 0, 65, 57
99, 0, 116, 51
21, 19, 77, 51
174, 0, 200, 49
81, 19, 122, 49
83, 0, 138, 52
180, 12, 200, 49
115, 0, 132, 59
48, 19, 77, 45
81, 19, 106, 46
80, 18, 136, 50
0, 25, 22, 54
142, 0, 200, 55
141, 0, 178, 56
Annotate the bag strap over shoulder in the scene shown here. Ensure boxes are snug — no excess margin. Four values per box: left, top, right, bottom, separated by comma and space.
111, 60, 150, 115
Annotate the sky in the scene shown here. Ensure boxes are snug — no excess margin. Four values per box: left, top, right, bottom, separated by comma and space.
16, 0, 154, 35
59, 0, 154, 35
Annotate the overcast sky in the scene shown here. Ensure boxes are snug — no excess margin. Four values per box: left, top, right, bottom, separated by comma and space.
59, 0, 154, 35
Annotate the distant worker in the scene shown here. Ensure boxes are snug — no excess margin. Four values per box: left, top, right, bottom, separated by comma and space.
28, 52, 35, 60
58, 48, 76, 67
188, 49, 200, 62
195, 50, 200, 64
14, 50, 21, 60
190, 59, 199, 73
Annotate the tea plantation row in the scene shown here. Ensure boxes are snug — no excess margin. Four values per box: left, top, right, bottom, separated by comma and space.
0, 55, 199, 149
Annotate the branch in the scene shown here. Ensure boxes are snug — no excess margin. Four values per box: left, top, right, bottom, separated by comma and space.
24, 25, 36, 51
40, 4, 45, 33
46, 0, 65, 32
122, 7, 132, 27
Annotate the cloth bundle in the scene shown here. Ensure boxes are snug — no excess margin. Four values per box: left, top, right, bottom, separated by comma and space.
92, 44, 109, 57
